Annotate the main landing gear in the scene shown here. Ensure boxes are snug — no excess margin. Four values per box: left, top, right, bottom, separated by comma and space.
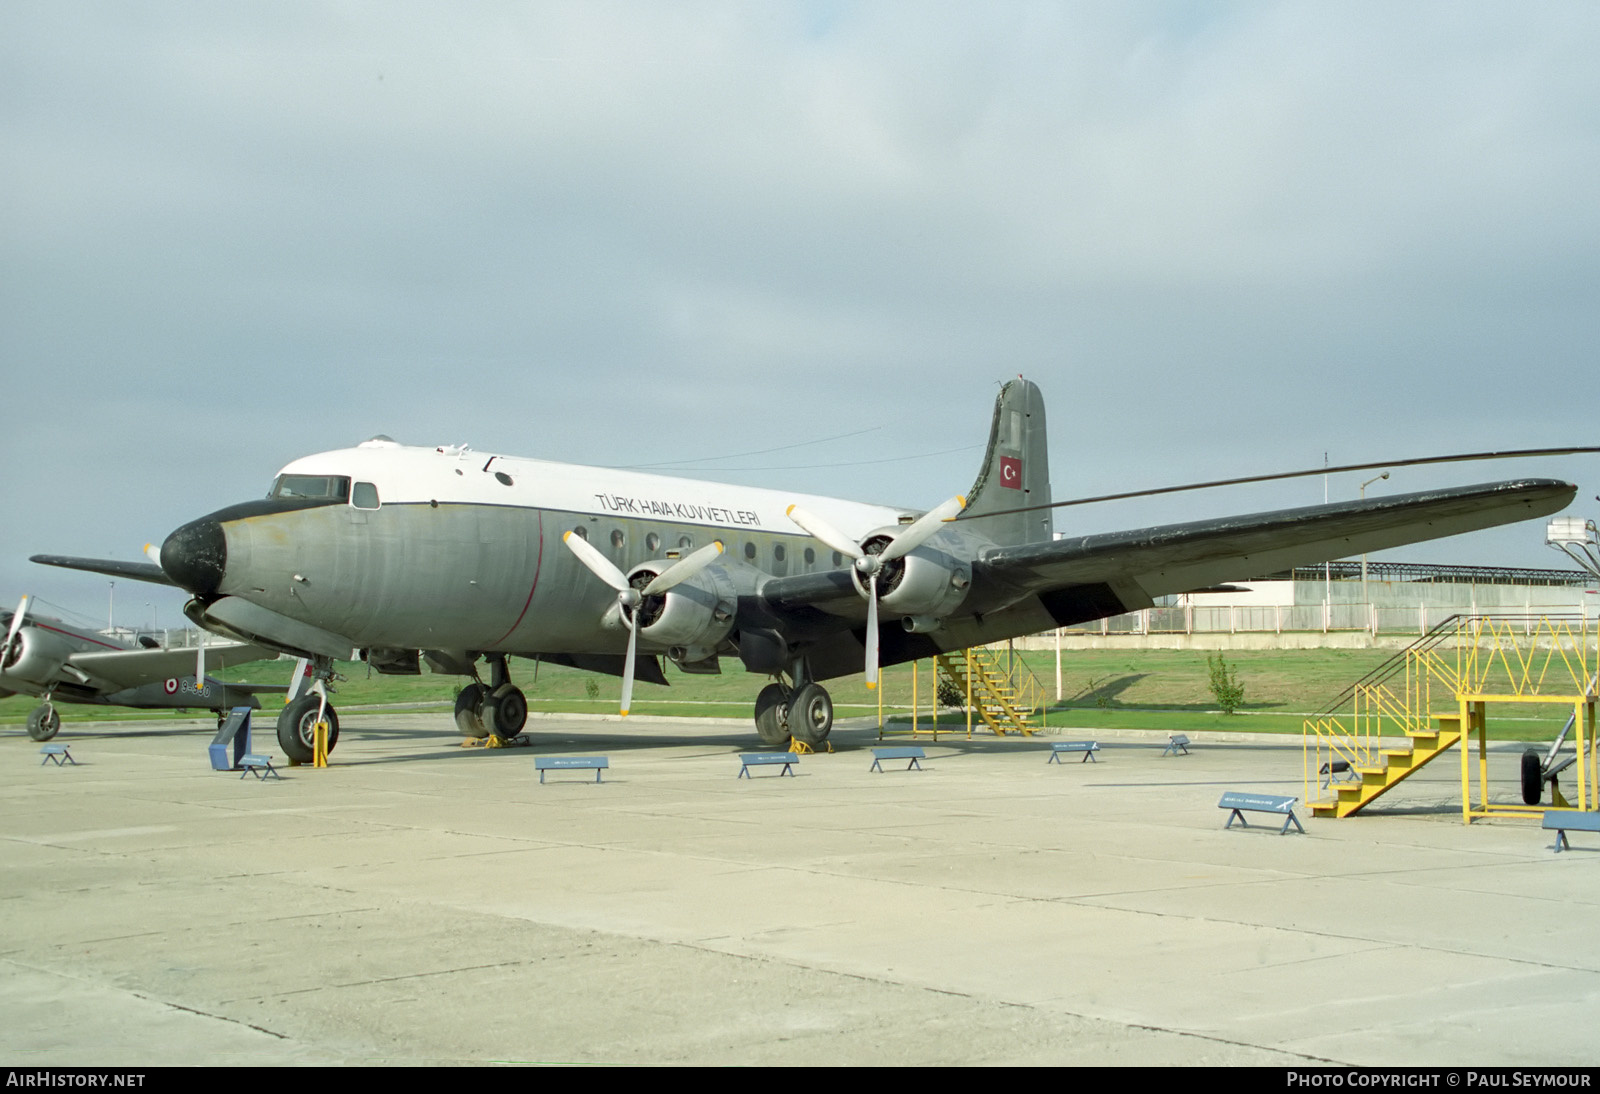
454, 655, 528, 742
753, 664, 834, 749
276, 656, 341, 765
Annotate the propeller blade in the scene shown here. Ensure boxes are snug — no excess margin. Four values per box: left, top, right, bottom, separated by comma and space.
562, 530, 629, 592
195, 628, 205, 685
864, 573, 879, 688
641, 541, 724, 595
879, 495, 966, 563
3, 595, 29, 668
144, 543, 162, 568
619, 614, 638, 717
786, 504, 864, 561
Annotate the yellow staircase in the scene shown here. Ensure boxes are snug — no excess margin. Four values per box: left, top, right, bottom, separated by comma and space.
1306, 614, 1597, 821
1312, 714, 1467, 818
934, 646, 1044, 737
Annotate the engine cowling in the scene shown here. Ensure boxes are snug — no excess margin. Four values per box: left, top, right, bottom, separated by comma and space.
850, 532, 972, 619
1, 628, 74, 687
625, 561, 737, 650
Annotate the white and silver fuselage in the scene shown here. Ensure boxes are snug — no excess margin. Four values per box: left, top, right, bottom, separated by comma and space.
163, 438, 919, 656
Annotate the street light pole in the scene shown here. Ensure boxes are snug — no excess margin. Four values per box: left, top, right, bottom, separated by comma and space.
1360, 471, 1390, 635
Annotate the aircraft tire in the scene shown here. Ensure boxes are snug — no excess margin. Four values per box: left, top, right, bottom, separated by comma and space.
454, 684, 489, 738
26, 705, 60, 742
1521, 748, 1544, 806
277, 696, 340, 764
787, 683, 833, 747
754, 684, 788, 746
484, 684, 528, 738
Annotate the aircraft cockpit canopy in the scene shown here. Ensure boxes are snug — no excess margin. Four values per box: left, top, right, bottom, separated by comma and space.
270, 475, 351, 502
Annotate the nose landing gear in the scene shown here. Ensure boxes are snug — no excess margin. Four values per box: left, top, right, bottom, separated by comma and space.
276, 656, 341, 764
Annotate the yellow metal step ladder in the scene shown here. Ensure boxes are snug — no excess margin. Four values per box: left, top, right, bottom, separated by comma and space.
1311, 714, 1466, 819
1306, 614, 1597, 822
934, 646, 1043, 737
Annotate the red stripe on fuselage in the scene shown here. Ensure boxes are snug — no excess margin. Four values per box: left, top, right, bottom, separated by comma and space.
36, 622, 123, 651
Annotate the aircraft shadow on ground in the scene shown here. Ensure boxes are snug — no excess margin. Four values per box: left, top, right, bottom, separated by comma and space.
2, 723, 216, 741
1067, 672, 1149, 706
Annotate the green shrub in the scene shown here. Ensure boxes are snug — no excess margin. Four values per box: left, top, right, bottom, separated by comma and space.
936, 679, 965, 709
1206, 654, 1245, 714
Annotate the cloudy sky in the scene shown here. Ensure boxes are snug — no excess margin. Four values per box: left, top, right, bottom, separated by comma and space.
4, 1, 1598, 630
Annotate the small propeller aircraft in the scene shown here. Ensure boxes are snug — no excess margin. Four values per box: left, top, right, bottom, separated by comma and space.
1, 596, 282, 741
32, 379, 1578, 762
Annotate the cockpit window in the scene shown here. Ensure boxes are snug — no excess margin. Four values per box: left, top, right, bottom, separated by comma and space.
270, 475, 351, 502
351, 482, 380, 510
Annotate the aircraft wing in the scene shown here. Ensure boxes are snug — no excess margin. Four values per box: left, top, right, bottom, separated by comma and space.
971, 478, 1576, 617
758, 477, 1576, 675
215, 681, 291, 695
30, 555, 176, 587
63, 642, 276, 691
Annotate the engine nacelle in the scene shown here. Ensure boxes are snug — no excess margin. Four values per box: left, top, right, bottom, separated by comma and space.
1, 627, 73, 687
851, 531, 973, 619
626, 561, 738, 651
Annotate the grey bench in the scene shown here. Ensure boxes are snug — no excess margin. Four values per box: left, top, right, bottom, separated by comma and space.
239, 754, 280, 780
739, 752, 797, 778
1048, 741, 1099, 764
535, 756, 608, 784
1219, 792, 1304, 835
39, 744, 75, 767
871, 746, 925, 772
1162, 734, 1191, 756
1543, 810, 1600, 852
1319, 760, 1356, 787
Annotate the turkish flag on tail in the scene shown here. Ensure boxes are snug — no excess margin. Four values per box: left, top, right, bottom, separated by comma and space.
1000, 456, 1022, 489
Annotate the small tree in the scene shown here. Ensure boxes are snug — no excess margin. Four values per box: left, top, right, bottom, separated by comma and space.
936, 678, 965, 710
1207, 653, 1245, 715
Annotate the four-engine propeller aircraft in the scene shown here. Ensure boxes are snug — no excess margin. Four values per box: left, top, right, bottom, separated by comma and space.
32, 379, 1578, 763
1, 596, 282, 741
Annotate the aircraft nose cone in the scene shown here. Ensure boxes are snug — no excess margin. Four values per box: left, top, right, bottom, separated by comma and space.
160, 518, 226, 597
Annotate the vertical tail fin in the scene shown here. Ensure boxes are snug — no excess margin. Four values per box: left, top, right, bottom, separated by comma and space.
962, 378, 1052, 547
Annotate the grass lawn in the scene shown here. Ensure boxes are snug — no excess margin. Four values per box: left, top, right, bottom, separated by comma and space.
2, 644, 1583, 742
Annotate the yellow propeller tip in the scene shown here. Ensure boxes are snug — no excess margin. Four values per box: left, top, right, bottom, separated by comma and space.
865, 681, 877, 691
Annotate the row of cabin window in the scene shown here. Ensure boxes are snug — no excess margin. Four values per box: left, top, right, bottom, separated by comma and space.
570, 524, 842, 567
271, 480, 834, 565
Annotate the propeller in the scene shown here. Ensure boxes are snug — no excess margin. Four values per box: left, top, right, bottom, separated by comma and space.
786, 495, 965, 688
3, 595, 29, 671
145, 543, 210, 684
562, 532, 724, 715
